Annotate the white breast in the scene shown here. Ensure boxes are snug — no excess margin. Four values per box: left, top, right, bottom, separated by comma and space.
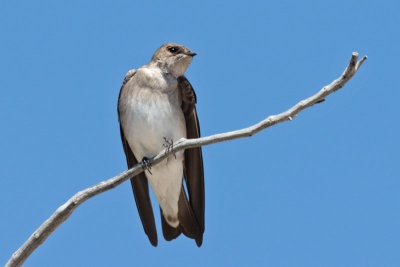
124, 89, 186, 159
120, 66, 186, 227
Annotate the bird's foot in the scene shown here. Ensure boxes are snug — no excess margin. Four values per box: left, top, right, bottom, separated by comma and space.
141, 157, 152, 175
163, 137, 176, 159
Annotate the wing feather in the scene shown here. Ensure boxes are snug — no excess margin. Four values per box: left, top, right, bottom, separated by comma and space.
118, 70, 158, 246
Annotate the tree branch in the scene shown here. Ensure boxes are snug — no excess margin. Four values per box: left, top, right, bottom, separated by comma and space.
6, 52, 367, 267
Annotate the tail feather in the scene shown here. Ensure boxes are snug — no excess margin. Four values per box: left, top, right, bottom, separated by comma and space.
161, 208, 181, 241
160, 186, 202, 244
177, 186, 201, 239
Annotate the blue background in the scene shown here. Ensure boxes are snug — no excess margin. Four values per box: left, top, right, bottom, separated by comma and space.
1, 1, 399, 266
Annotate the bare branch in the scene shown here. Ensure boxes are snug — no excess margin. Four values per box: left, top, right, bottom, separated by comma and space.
6, 52, 367, 267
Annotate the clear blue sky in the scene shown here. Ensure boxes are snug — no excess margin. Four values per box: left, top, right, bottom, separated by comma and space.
1, 1, 399, 266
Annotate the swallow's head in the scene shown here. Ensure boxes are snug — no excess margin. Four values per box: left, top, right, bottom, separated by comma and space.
151, 43, 197, 77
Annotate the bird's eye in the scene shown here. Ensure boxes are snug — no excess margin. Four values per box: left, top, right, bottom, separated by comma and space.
168, 47, 178, 53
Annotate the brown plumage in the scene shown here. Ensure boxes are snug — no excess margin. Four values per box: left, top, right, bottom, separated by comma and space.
118, 44, 205, 246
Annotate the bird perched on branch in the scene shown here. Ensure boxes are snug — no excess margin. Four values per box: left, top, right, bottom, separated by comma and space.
118, 43, 205, 246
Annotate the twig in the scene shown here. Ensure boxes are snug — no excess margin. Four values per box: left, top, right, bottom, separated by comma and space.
5, 52, 367, 267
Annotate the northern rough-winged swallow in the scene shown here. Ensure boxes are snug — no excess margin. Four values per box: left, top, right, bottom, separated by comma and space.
117, 43, 204, 246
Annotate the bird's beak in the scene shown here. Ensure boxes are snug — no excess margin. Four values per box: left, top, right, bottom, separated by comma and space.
184, 52, 197, 57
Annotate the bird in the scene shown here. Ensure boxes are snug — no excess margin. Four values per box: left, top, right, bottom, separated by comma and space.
117, 43, 204, 247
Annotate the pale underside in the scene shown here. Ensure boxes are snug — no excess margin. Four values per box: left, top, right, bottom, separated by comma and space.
119, 66, 186, 227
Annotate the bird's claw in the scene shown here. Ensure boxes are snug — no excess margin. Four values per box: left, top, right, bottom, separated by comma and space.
141, 157, 152, 175
163, 137, 176, 159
